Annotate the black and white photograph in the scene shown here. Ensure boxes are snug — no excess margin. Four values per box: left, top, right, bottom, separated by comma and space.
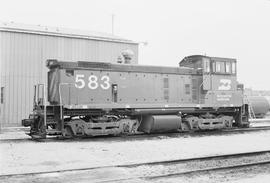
1, 0, 270, 182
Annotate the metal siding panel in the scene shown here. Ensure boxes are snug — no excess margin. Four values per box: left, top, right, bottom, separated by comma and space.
26, 34, 33, 121
75, 39, 81, 60
33, 34, 39, 78
16, 76, 20, 124
26, 77, 31, 121
78, 39, 83, 60
81, 39, 89, 60
8, 76, 12, 124
3, 77, 7, 125
63, 38, 72, 60
26, 33, 31, 120
77, 38, 83, 60
89, 40, 99, 61
98, 41, 110, 62
80, 39, 88, 60
8, 33, 14, 124
71, 38, 77, 60
22, 34, 29, 123
58, 37, 64, 59
1, 33, 7, 125
15, 34, 21, 124
0, 32, 2, 124
28, 77, 35, 118
21, 77, 26, 121
1, 33, 5, 124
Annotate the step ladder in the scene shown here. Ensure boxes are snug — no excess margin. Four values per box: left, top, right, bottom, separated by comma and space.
245, 95, 256, 119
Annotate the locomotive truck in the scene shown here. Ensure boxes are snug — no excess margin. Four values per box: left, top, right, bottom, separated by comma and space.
22, 55, 249, 138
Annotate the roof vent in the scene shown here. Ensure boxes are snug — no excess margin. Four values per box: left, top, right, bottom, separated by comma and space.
121, 49, 134, 64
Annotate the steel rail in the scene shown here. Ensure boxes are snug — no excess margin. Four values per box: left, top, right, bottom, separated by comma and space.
98, 150, 270, 182
102, 160, 270, 183
1, 150, 270, 178
145, 160, 270, 180
118, 149, 270, 168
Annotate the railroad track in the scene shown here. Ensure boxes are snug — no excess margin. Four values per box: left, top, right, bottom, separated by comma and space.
1, 150, 270, 183
144, 160, 270, 181
115, 151, 270, 182
1, 125, 270, 143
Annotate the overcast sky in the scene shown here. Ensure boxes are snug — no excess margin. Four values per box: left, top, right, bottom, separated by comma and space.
1, 0, 270, 90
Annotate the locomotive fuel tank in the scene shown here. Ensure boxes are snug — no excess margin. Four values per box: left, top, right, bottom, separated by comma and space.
138, 115, 182, 133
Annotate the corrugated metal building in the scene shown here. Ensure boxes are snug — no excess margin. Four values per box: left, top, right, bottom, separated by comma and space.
0, 22, 138, 127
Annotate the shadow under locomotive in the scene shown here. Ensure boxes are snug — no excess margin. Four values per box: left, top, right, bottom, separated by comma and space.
22, 55, 249, 139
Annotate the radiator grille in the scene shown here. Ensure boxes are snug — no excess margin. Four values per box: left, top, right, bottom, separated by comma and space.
163, 78, 169, 100
185, 84, 191, 95
192, 79, 198, 101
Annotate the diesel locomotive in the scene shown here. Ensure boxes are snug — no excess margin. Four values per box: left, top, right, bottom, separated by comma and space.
22, 55, 249, 138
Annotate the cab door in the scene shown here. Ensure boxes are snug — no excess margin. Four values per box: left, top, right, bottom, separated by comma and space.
202, 58, 212, 90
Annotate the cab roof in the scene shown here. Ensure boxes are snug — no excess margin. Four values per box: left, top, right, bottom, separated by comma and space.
179, 55, 236, 66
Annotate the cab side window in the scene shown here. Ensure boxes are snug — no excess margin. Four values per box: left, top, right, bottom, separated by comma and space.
216, 62, 225, 73
225, 62, 231, 73
210, 60, 236, 74
216, 61, 225, 73
212, 62, 216, 72
232, 62, 236, 74
216, 62, 221, 72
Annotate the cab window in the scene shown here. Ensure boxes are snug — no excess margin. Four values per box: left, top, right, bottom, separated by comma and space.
216, 62, 221, 72
216, 61, 225, 73
212, 62, 216, 72
225, 62, 231, 73
232, 62, 236, 74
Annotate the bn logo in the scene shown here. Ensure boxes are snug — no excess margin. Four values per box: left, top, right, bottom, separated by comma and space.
218, 79, 231, 90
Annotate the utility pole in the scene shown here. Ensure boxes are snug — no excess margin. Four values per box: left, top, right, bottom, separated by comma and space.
111, 14, 115, 35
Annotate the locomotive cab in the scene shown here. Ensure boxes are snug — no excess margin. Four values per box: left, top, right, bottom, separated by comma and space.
180, 55, 248, 127
180, 55, 240, 105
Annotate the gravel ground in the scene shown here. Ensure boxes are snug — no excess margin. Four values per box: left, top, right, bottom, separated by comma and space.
125, 152, 270, 178
1, 128, 270, 178
2, 159, 270, 183
146, 164, 270, 183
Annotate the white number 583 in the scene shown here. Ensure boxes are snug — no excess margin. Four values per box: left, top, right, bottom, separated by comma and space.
75, 74, 110, 90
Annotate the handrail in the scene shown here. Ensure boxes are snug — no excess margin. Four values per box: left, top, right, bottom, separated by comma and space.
35, 83, 46, 129
43, 83, 47, 128
36, 84, 45, 105
58, 83, 73, 121
33, 85, 37, 107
